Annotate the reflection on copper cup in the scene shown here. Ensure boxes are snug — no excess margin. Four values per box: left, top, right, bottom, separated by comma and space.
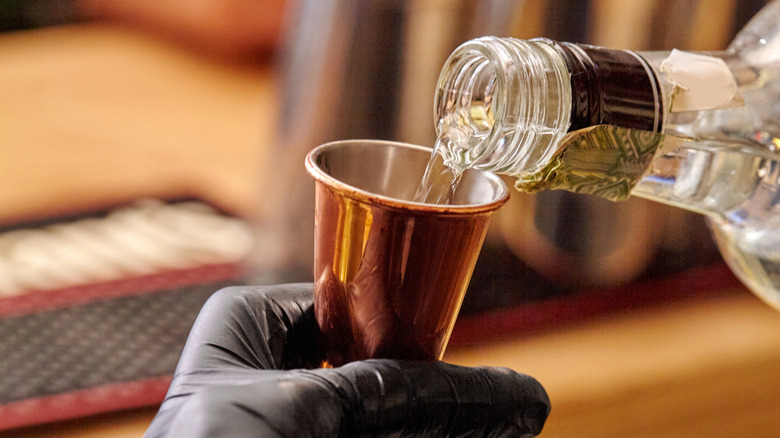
305, 140, 509, 366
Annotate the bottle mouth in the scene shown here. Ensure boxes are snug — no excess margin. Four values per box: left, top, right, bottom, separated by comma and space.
434, 37, 572, 176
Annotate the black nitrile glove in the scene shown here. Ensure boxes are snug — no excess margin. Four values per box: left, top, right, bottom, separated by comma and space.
143, 284, 550, 437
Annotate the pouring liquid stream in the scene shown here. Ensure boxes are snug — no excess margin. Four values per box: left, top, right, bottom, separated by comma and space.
412, 137, 464, 205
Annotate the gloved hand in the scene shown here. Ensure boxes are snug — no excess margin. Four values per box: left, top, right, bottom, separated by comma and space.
143, 284, 551, 437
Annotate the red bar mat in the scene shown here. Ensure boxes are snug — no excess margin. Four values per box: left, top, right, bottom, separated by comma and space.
0, 263, 244, 431
0, 198, 252, 431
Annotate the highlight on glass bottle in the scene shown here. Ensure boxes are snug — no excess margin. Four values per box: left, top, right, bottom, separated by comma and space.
431, 0, 780, 310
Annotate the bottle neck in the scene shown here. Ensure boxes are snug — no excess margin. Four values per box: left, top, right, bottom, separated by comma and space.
433, 37, 572, 176
434, 37, 665, 177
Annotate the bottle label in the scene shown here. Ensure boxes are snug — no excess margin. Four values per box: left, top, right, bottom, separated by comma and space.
660, 49, 744, 112
515, 124, 674, 202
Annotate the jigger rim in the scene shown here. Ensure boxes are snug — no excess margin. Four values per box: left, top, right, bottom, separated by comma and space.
305, 139, 510, 214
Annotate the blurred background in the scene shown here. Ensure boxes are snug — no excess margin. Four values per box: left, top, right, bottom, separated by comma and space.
1, 0, 780, 437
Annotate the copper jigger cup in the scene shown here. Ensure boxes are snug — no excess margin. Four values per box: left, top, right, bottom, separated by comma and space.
305, 140, 509, 366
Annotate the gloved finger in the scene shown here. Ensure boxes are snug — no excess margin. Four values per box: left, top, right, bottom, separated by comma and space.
153, 359, 550, 438
326, 359, 551, 437
173, 284, 322, 376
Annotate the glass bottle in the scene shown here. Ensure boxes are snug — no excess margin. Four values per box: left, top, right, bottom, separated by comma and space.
433, 1, 780, 310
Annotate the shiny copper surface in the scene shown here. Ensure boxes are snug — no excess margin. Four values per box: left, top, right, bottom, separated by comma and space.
306, 140, 508, 365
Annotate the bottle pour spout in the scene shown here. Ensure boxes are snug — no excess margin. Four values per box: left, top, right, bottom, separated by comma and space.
433, 37, 572, 176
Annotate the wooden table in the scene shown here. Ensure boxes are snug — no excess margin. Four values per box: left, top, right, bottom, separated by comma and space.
0, 24, 274, 225
3, 25, 780, 438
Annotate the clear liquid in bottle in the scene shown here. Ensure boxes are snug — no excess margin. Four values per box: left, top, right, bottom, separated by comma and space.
634, 139, 780, 310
